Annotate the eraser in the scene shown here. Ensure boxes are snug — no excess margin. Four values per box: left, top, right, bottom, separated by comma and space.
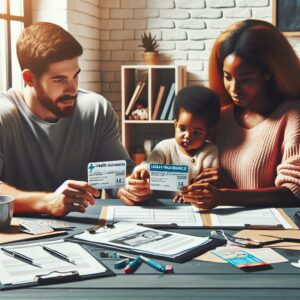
165, 265, 174, 273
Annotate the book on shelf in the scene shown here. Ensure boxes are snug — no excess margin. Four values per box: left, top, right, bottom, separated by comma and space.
125, 81, 146, 116
159, 82, 175, 120
151, 85, 166, 120
167, 95, 175, 120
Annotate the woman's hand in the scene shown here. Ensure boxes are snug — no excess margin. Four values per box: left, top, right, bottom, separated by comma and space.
174, 168, 220, 206
190, 168, 219, 185
178, 182, 221, 210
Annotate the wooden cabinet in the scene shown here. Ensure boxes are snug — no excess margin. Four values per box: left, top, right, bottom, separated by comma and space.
121, 65, 187, 159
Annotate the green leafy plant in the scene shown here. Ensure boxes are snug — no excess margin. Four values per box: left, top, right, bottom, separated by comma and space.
139, 32, 159, 52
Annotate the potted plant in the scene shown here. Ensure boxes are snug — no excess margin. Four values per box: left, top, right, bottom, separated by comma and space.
139, 32, 159, 65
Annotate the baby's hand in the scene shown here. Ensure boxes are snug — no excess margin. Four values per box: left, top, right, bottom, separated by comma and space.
132, 168, 150, 181
173, 192, 185, 203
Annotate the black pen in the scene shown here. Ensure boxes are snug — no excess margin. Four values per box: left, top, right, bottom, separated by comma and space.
42, 246, 76, 265
1, 247, 42, 268
137, 223, 179, 229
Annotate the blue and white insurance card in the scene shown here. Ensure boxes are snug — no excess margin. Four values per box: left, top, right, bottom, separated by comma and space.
88, 160, 126, 189
149, 163, 189, 192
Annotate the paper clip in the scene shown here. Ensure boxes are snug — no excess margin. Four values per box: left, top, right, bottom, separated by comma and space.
87, 223, 114, 234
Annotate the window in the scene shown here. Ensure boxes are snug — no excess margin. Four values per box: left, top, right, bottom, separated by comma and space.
0, 0, 31, 91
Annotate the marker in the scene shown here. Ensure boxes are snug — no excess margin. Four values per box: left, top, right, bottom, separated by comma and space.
124, 256, 141, 274
139, 255, 166, 273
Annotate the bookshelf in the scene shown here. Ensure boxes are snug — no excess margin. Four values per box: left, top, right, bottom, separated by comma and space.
121, 65, 187, 159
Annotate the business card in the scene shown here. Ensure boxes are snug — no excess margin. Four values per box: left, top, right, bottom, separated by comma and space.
211, 248, 270, 269
149, 163, 189, 192
88, 160, 126, 189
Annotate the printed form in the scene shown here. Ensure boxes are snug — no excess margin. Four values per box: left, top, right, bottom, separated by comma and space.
105, 206, 203, 227
210, 207, 292, 229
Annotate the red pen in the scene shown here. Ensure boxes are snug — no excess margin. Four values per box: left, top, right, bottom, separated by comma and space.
124, 256, 141, 274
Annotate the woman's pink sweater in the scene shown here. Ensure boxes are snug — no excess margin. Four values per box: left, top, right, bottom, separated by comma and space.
216, 99, 300, 200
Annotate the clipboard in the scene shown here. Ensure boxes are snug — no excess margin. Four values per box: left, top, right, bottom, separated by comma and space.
99, 206, 298, 230
0, 240, 114, 290
67, 223, 226, 263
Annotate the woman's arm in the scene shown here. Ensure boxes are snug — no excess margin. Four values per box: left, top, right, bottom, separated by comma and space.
180, 183, 299, 209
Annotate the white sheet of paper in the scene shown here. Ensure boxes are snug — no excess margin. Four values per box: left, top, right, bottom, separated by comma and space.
105, 205, 203, 226
88, 160, 126, 189
150, 163, 188, 192
0, 240, 106, 285
209, 207, 292, 229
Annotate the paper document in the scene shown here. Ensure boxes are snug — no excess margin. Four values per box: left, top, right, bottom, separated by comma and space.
105, 206, 203, 227
210, 207, 292, 229
74, 222, 211, 260
0, 240, 107, 286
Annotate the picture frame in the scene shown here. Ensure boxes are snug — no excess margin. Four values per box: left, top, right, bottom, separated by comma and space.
272, 0, 300, 36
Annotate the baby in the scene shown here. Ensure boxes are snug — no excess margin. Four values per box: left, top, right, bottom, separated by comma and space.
133, 86, 220, 198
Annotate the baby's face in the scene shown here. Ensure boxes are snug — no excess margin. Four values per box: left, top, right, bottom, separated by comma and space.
175, 108, 208, 156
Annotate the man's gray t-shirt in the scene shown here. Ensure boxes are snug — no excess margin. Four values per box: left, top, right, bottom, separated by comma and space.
0, 88, 134, 192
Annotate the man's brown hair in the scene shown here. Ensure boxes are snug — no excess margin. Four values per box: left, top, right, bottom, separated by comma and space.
17, 22, 83, 77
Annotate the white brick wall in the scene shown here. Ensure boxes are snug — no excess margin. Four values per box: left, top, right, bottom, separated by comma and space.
98, 0, 300, 117
31, 0, 300, 118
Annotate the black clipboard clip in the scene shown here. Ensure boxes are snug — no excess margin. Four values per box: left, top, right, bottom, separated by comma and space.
36, 270, 80, 285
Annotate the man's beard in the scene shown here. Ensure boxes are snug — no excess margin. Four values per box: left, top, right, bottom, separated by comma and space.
36, 83, 77, 118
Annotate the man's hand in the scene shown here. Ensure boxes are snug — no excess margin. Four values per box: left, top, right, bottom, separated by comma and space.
117, 175, 152, 206
46, 180, 99, 216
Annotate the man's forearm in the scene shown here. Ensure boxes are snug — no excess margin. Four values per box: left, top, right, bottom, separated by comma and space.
0, 182, 49, 214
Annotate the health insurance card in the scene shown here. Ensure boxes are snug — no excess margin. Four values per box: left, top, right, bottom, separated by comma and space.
88, 160, 126, 189
149, 163, 189, 192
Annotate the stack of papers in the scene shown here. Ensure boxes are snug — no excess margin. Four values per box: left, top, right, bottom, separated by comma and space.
72, 222, 224, 262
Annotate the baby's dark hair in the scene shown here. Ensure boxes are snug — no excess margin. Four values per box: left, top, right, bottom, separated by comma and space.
173, 86, 220, 128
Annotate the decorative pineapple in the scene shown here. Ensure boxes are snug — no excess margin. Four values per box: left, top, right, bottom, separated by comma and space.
139, 32, 159, 64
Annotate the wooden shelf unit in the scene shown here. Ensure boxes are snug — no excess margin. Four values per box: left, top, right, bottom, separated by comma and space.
121, 65, 187, 158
